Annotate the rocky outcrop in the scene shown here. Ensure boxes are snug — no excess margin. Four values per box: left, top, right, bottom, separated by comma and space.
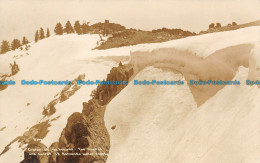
17, 74, 86, 163
18, 121, 51, 147
0, 80, 8, 91
96, 29, 196, 50
20, 63, 133, 163
21, 141, 59, 163
57, 101, 108, 163
20, 142, 49, 163
42, 74, 85, 116
0, 61, 19, 91
1, 120, 51, 160
57, 64, 133, 163
91, 64, 133, 105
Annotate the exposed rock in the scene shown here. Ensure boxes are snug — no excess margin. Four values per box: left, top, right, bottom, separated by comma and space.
111, 125, 116, 130
19, 120, 51, 147
0, 136, 20, 156
21, 64, 134, 163
0, 126, 6, 131
20, 142, 49, 163
42, 74, 85, 116
96, 28, 195, 50
57, 100, 109, 163
0, 80, 8, 91
49, 142, 59, 163
91, 64, 134, 105
56, 64, 133, 163
60, 92, 69, 102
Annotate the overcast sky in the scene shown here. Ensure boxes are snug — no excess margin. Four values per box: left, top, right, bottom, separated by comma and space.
0, 0, 259, 41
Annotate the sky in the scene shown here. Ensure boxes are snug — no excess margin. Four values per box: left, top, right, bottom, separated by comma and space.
0, 0, 259, 42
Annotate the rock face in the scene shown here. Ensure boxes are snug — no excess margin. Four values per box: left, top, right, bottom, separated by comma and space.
57, 101, 109, 163
91, 64, 134, 105
0, 80, 8, 91
42, 74, 85, 116
20, 64, 134, 163
57, 64, 133, 163
20, 142, 49, 163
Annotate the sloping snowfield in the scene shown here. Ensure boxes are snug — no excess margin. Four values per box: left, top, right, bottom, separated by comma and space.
105, 26, 260, 163
0, 34, 130, 162
0, 26, 259, 163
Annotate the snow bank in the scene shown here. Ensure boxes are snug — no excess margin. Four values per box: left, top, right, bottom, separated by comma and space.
105, 66, 197, 163
1, 26, 259, 163
105, 66, 260, 163
129, 43, 253, 106
130, 26, 260, 58
129, 27, 260, 74
105, 26, 260, 163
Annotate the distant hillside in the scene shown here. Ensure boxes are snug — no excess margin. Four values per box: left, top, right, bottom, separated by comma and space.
89, 21, 126, 34
199, 20, 260, 34
96, 28, 196, 50
96, 20, 260, 50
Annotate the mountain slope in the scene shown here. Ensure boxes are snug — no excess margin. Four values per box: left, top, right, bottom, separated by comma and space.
0, 34, 129, 162
104, 26, 260, 163
0, 25, 259, 163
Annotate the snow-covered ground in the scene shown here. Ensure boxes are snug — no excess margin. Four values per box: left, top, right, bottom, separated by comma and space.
0, 26, 259, 163
105, 26, 260, 163
105, 66, 260, 163
130, 26, 259, 58
0, 34, 130, 162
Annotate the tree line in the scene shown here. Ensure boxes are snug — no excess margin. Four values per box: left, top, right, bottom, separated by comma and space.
0, 28, 50, 54
1, 20, 91, 54
54, 20, 90, 35
209, 22, 237, 29
35, 28, 50, 42
0, 36, 29, 54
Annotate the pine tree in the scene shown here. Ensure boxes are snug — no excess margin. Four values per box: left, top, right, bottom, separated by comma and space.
46, 28, 50, 37
74, 21, 82, 34
209, 23, 215, 29
54, 22, 63, 35
35, 30, 39, 42
216, 23, 221, 28
81, 22, 90, 34
39, 27, 45, 40
64, 21, 74, 34
11, 39, 21, 50
0, 40, 10, 54
22, 36, 29, 45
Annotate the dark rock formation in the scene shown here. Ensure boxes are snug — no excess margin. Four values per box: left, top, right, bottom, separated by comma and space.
20, 141, 59, 163
48, 142, 59, 163
96, 29, 196, 50
57, 64, 133, 163
20, 142, 49, 163
18, 120, 51, 148
42, 74, 85, 116
10, 61, 19, 75
57, 100, 109, 163
21, 64, 134, 163
91, 64, 133, 105
0, 80, 8, 91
